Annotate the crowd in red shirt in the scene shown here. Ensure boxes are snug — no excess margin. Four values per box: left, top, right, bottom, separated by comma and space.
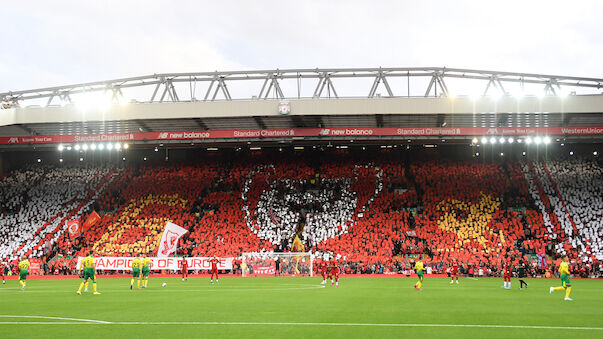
1, 151, 601, 277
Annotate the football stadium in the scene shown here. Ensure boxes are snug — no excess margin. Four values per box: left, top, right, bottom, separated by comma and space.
1, 2, 603, 338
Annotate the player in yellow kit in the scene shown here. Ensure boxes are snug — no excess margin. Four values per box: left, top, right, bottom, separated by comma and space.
413, 256, 425, 291
550, 255, 572, 301
141, 256, 151, 288
18, 256, 30, 291
77, 251, 101, 295
131, 256, 142, 290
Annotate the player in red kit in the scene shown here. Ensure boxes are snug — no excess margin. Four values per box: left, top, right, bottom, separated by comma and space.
319, 261, 328, 285
450, 259, 460, 284
501, 257, 512, 289
181, 258, 188, 282
0, 260, 5, 284
327, 258, 340, 287
209, 257, 220, 284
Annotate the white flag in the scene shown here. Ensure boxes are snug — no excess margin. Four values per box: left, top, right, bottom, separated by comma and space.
156, 222, 188, 257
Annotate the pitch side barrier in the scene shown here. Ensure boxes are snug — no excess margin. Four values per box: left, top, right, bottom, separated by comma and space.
3, 274, 601, 280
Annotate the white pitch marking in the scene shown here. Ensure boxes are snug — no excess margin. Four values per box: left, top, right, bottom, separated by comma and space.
0, 319, 601, 331
112, 322, 603, 331
0, 315, 110, 324
0, 285, 326, 293
0, 322, 87, 324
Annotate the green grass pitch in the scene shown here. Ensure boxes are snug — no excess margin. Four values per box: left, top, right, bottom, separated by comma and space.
1, 277, 602, 338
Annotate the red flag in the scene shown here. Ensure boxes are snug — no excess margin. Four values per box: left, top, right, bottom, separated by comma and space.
28, 258, 41, 274
83, 211, 101, 231
67, 220, 81, 239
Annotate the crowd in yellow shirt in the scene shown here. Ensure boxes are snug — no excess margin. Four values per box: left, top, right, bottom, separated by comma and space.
435, 194, 503, 254
92, 194, 187, 255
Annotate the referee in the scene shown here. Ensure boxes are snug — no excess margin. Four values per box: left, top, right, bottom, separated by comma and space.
518, 259, 528, 289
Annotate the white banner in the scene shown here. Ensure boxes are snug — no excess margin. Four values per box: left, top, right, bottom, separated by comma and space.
76, 257, 234, 271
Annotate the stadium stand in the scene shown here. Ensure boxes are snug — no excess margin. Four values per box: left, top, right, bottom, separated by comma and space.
409, 161, 526, 270
0, 166, 119, 262
541, 160, 603, 261
0, 152, 601, 276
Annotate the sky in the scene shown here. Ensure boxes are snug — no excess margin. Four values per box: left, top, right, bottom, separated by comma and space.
1, 0, 602, 95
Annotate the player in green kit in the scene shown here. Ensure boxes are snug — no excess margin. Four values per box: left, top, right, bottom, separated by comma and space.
549, 255, 573, 301
18, 256, 30, 291
77, 251, 100, 295
131, 255, 142, 290
141, 256, 151, 288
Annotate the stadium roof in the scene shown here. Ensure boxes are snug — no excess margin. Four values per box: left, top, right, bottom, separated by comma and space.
2, 67, 603, 106
0, 67, 602, 148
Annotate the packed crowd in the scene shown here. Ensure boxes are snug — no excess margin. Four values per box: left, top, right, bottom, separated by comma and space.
542, 160, 603, 261
243, 162, 385, 250
88, 164, 219, 256
0, 153, 601, 277
410, 161, 529, 270
0, 166, 117, 262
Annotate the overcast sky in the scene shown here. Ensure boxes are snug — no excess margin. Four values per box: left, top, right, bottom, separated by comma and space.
2, 0, 602, 93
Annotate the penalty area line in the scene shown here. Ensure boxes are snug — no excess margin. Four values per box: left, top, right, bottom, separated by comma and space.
0, 319, 601, 330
